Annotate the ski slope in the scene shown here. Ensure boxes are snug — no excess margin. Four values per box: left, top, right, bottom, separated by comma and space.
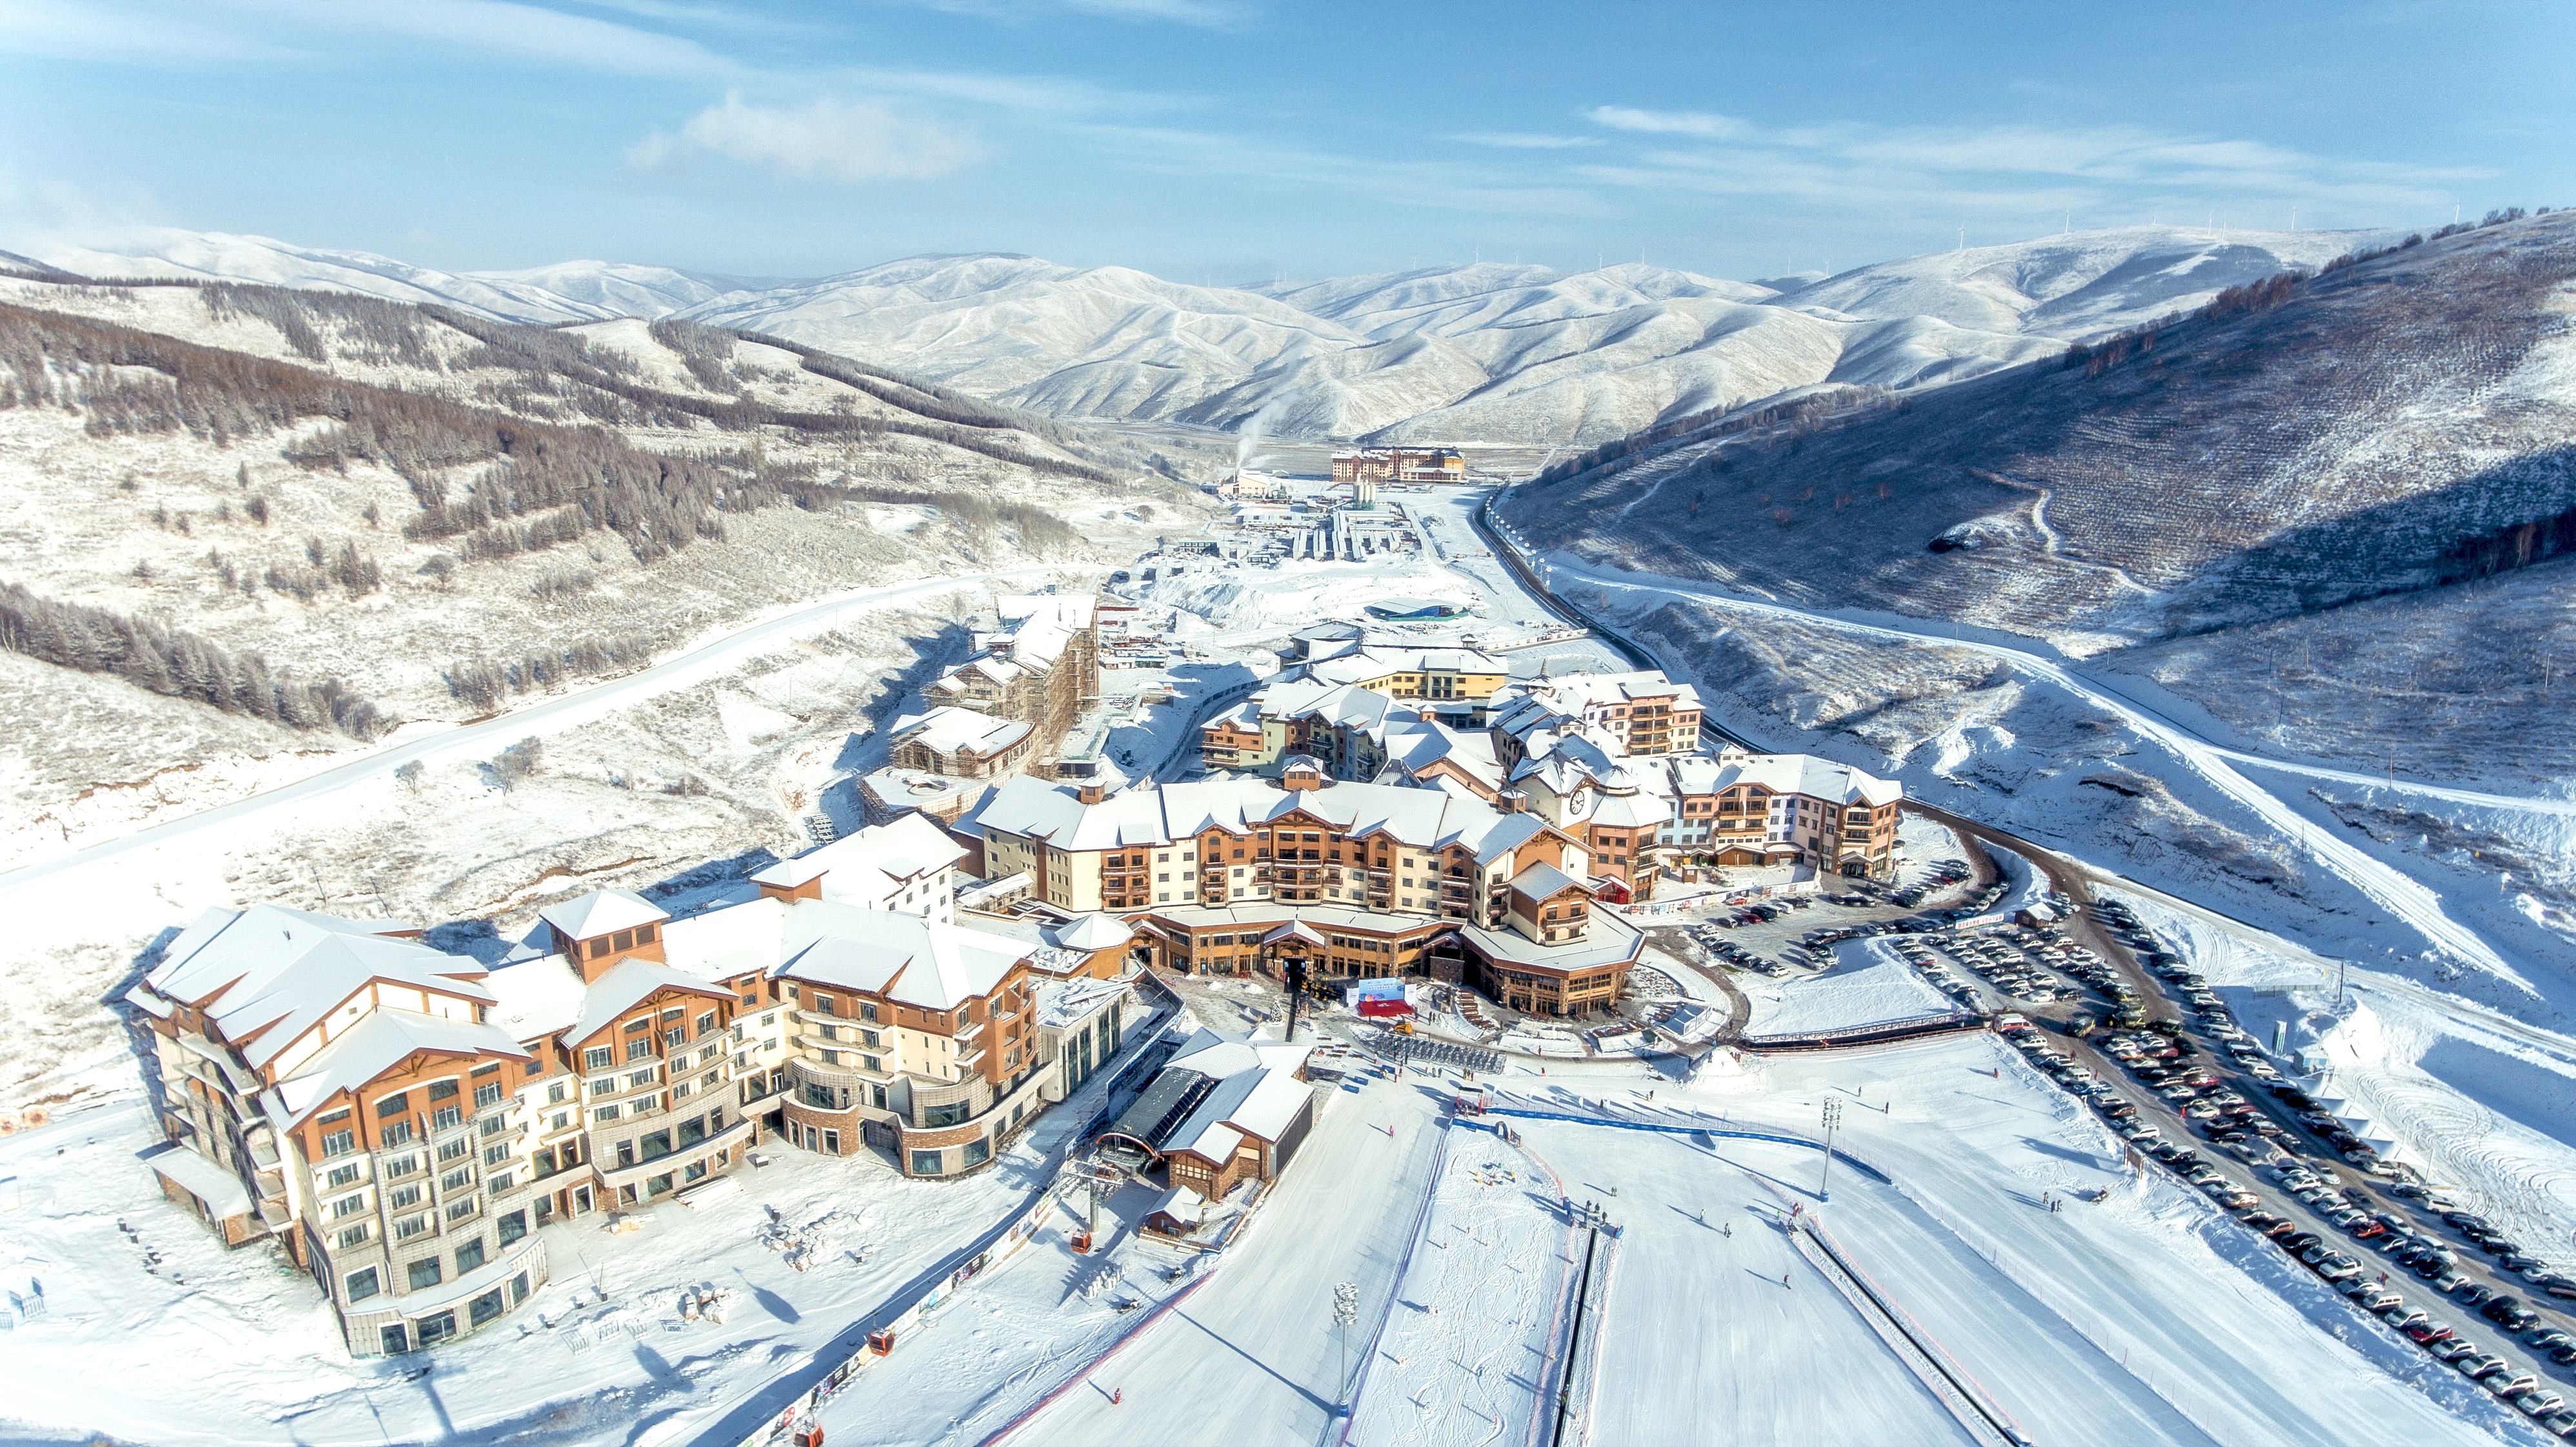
1007, 1075, 1444, 1446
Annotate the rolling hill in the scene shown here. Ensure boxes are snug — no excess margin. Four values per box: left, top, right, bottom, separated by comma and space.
29, 225, 2393, 448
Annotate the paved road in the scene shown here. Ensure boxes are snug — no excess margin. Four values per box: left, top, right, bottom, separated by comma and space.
0, 568, 1065, 900
1478, 494, 2526, 997
1918, 815, 2576, 1410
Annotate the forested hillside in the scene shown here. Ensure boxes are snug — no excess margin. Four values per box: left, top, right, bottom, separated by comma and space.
0, 276, 1213, 838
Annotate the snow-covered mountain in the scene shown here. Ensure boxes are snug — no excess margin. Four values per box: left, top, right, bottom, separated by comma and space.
32, 225, 2399, 445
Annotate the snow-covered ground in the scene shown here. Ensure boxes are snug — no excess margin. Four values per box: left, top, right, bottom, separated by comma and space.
1500, 1032, 2541, 1447
1006, 1073, 1443, 1445
1343, 1126, 1574, 1447
1737, 937, 1965, 1038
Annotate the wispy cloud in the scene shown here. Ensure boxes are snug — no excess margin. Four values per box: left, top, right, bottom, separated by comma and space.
630, 92, 985, 182
881, 0, 1255, 27
1573, 105, 2486, 217
1076, 121, 1606, 218
1452, 131, 1602, 150
1584, 106, 1751, 140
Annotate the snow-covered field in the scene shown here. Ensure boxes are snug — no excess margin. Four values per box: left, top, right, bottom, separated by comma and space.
1343, 1127, 1574, 1447
1501, 1033, 2541, 1447
1736, 937, 1963, 1038
1007, 1074, 1443, 1445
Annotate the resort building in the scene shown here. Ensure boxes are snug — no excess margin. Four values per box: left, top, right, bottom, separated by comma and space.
125, 816, 1136, 1359
1330, 447, 1467, 487
889, 705, 1035, 780
920, 594, 1100, 776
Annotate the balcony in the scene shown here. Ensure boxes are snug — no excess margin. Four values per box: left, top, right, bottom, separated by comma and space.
592, 1117, 755, 1197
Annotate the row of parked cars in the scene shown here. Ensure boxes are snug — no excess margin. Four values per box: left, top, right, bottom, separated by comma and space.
1700, 895, 1814, 931
2004, 1016, 2576, 1433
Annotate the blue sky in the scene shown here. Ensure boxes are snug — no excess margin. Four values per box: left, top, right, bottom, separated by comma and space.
2, 0, 2567, 283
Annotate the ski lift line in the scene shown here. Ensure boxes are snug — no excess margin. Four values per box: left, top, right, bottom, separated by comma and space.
1474, 1102, 1892, 1184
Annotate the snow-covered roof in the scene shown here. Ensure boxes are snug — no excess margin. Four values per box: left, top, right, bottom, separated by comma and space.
1164, 1063, 1311, 1162
1518, 669, 1701, 712
558, 958, 734, 1049
978, 769, 1562, 865
538, 889, 669, 944
1047, 913, 1134, 951
1163, 1027, 1313, 1082
661, 896, 790, 986
888, 705, 1032, 760
751, 813, 968, 899
1147, 1184, 1205, 1227
262, 1008, 531, 1128
481, 955, 589, 1042
1034, 976, 1130, 1029
1460, 909, 1644, 974
1301, 643, 1505, 687
1669, 749, 1902, 807
1508, 862, 1590, 904
145, 1146, 252, 1220
771, 904, 1032, 1011
140, 904, 492, 1071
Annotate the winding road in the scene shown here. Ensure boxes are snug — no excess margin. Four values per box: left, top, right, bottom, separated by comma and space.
1476, 500, 2534, 991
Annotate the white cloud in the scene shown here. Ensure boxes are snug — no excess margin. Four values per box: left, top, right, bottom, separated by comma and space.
630, 93, 986, 183
1452, 132, 1602, 150
1584, 105, 1751, 139
1574, 103, 2484, 218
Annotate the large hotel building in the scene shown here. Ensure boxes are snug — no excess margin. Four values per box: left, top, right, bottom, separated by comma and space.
129, 814, 1134, 1357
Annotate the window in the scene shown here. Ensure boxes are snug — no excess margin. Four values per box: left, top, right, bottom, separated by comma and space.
407, 1257, 443, 1290
547, 1081, 568, 1104
963, 1137, 991, 1168
488, 1170, 513, 1193
594, 1104, 621, 1123
346, 1267, 381, 1302
909, 1149, 943, 1175
470, 1287, 507, 1328
379, 1324, 411, 1356
612, 929, 634, 951
483, 1142, 512, 1167
445, 1198, 478, 1223
626, 1068, 658, 1089
627, 1038, 652, 1062
812, 993, 838, 1016
694, 1011, 714, 1035
455, 1237, 486, 1273
417, 1310, 457, 1346
430, 1105, 463, 1131
473, 1081, 504, 1109
322, 1129, 357, 1158
438, 1136, 470, 1163
330, 1193, 368, 1220
584, 1046, 614, 1071
388, 1181, 424, 1210
427, 1079, 459, 1104
396, 1213, 431, 1241
385, 1153, 419, 1179
496, 1209, 527, 1246
510, 1271, 531, 1306
376, 1091, 410, 1118
588, 1078, 616, 1098
663, 1027, 685, 1050
337, 1224, 372, 1250
325, 1162, 361, 1189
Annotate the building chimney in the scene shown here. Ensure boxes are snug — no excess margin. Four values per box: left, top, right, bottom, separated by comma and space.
1499, 788, 1529, 815
1076, 779, 1107, 805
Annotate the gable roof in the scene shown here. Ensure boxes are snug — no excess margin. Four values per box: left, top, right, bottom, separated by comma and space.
261, 1007, 530, 1129
770, 903, 1033, 1011
752, 812, 969, 898
141, 904, 492, 1071
558, 958, 735, 1049
1507, 861, 1591, 904
538, 889, 669, 944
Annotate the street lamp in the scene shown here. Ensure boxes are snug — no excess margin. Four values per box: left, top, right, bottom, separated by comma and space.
1818, 1097, 1843, 1201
